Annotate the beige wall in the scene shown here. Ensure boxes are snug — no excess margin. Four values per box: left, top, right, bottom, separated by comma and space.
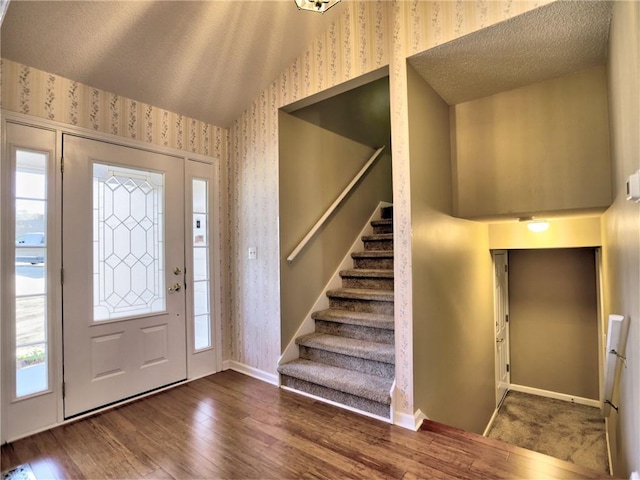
452, 66, 612, 220
489, 216, 601, 250
407, 64, 495, 434
279, 112, 392, 348
601, 1, 640, 477
509, 249, 599, 399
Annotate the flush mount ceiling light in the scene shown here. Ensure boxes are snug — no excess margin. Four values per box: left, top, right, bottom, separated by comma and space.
527, 220, 550, 233
518, 217, 550, 233
294, 0, 341, 13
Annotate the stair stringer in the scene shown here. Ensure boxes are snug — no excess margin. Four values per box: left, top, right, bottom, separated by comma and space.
278, 201, 393, 376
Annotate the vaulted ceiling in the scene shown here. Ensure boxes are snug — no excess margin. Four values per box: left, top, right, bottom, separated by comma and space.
1, 1, 613, 129
0, 1, 345, 127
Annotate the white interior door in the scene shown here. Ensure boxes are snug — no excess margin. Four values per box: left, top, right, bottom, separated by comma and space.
494, 250, 510, 405
62, 135, 186, 418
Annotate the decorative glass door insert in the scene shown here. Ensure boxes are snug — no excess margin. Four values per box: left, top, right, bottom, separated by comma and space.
93, 163, 165, 321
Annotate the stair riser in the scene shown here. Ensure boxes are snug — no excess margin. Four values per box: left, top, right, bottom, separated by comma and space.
381, 206, 393, 219
353, 258, 394, 269
280, 375, 391, 419
314, 319, 394, 344
363, 239, 394, 251
341, 277, 394, 290
299, 346, 395, 379
329, 297, 394, 315
373, 224, 393, 234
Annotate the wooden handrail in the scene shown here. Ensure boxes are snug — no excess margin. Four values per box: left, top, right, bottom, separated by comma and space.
287, 146, 386, 263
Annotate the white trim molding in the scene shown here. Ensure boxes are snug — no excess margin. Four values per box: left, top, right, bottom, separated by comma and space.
222, 360, 279, 386
483, 407, 501, 436
394, 409, 427, 431
509, 384, 600, 408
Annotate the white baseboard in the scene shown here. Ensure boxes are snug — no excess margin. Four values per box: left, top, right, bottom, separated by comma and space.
605, 417, 614, 476
483, 407, 501, 436
509, 384, 599, 408
222, 360, 278, 386
394, 409, 427, 431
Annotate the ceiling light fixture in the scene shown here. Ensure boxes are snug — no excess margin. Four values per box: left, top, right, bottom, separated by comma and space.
294, 0, 341, 13
527, 220, 550, 233
518, 217, 550, 233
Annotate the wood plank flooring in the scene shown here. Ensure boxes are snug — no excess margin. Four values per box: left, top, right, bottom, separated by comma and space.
1, 370, 611, 479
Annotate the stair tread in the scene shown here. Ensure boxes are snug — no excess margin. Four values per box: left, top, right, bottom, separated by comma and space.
371, 219, 393, 225
312, 309, 394, 329
327, 287, 394, 301
352, 250, 394, 258
278, 359, 392, 405
297, 332, 395, 364
340, 269, 394, 278
362, 233, 394, 241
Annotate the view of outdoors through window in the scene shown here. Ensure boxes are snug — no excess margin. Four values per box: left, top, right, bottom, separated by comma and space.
15, 149, 49, 397
193, 178, 211, 351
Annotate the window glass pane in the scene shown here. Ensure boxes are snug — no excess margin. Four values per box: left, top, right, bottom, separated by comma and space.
16, 150, 47, 199
16, 344, 48, 397
192, 178, 211, 351
193, 247, 208, 282
193, 179, 207, 213
193, 214, 207, 246
93, 163, 165, 321
15, 149, 48, 397
194, 315, 211, 351
193, 281, 209, 316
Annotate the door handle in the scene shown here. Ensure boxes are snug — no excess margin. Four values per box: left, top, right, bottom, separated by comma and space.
169, 282, 182, 293
496, 338, 504, 344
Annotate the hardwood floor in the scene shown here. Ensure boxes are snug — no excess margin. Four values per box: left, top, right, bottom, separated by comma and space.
1, 371, 611, 479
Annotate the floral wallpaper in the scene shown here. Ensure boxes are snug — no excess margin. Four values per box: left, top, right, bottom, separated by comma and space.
229, 0, 552, 420
0, 58, 226, 159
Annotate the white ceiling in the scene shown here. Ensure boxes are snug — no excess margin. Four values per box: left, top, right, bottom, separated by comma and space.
0, 0, 345, 127
409, 1, 612, 105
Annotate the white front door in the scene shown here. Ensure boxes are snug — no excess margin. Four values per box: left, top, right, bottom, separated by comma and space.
62, 135, 187, 417
494, 250, 510, 405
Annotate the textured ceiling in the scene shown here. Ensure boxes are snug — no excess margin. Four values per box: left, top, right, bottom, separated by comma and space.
409, 1, 613, 105
0, 0, 345, 127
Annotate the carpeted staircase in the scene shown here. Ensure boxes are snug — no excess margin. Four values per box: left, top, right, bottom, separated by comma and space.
278, 205, 394, 419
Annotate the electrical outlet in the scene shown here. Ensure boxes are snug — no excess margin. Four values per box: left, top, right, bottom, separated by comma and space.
248, 247, 257, 260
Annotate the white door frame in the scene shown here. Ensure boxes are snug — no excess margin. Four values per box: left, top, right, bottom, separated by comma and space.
492, 249, 511, 406
1, 110, 224, 442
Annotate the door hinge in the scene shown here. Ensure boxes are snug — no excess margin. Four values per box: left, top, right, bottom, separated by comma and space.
61, 157, 64, 174
60, 268, 64, 285
506, 314, 509, 323
506, 364, 510, 373
504, 264, 508, 273
62, 381, 66, 398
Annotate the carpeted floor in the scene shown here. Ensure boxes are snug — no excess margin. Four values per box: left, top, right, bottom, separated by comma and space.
487, 391, 609, 473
